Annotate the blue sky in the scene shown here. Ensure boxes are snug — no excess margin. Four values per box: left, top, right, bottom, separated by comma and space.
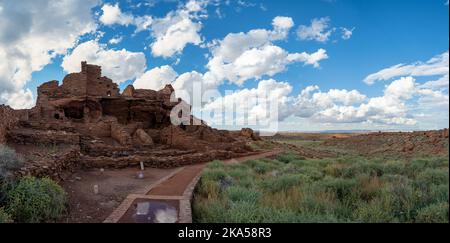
0, 0, 448, 131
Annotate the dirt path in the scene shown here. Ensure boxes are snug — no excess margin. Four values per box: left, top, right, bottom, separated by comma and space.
104, 150, 283, 223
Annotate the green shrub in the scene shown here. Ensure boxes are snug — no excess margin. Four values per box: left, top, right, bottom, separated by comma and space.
353, 197, 396, 223
224, 202, 301, 223
242, 159, 259, 167
276, 153, 299, 164
0, 207, 12, 223
192, 198, 228, 223
261, 208, 301, 223
0, 145, 24, 180
298, 187, 338, 216
380, 174, 411, 186
253, 163, 274, 174
207, 160, 225, 169
227, 166, 253, 180
6, 176, 67, 223
225, 201, 264, 223
226, 186, 261, 203
416, 168, 449, 186
413, 181, 449, 208
202, 168, 227, 181
410, 157, 448, 171
280, 163, 300, 175
384, 182, 418, 222
260, 174, 305, 193
415, 202, 449, 223
292, 211, 340, 223
228, 164, 255, 188
243, 159, 277, 174
382, 160, 406, 175
321, 177, 358, 202
235, 176, 255, 188
357, 174, 383, 201
428, 184, 449, 204
297, 166, 324, 181
324, 163, 347, 177
342, 161, 384, 178
196, 179, 221, 199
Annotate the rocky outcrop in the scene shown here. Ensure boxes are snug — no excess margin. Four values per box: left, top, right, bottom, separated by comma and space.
240, 128, 261, 141
323, 130, 449, 157
111, 122, 132, 146
133, 128, 154, 146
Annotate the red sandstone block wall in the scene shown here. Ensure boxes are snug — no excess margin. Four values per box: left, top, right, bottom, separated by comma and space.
0, 105, 20, 144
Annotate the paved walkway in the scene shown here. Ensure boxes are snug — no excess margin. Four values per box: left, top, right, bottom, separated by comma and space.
103, 150, 283, 223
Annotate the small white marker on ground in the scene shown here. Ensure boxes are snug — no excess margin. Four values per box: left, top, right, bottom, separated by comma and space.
93, 185, 99, 194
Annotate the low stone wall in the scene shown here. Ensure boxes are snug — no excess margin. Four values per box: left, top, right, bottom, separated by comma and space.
6, 129, 81, 146
15, 146, 81, 181
80, 150, 249, 169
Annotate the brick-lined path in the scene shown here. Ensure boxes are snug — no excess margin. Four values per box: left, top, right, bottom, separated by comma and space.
104, 150, 283, 223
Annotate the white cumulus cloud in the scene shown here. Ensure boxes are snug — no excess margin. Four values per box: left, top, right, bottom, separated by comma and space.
204, 16, 328, 86
0, 0, 99, 109
99, 3, 134, 26
61, 40, 147, 84
108, 36, 123, 45
204, 75, 445, 127
297, 17, 334, 42
98, 1, 206, 58
149, 0, 208, 58
134, 65, 179, 91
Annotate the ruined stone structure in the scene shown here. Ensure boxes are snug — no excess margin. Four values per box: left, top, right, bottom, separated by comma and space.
0, 62, 258, 179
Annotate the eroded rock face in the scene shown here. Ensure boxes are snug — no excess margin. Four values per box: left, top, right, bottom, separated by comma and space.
0, 62, 255, 179
323, 130, 449, 157
133, 129, 154, 147
240, 128, 261, 141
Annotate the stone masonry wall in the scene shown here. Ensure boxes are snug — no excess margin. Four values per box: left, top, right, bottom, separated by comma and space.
0, 105, 20, 144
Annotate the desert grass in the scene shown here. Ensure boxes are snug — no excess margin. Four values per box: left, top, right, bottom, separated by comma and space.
192, 153, 449, 223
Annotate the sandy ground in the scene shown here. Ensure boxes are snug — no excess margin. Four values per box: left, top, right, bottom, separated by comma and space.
61, 166, 179, 223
